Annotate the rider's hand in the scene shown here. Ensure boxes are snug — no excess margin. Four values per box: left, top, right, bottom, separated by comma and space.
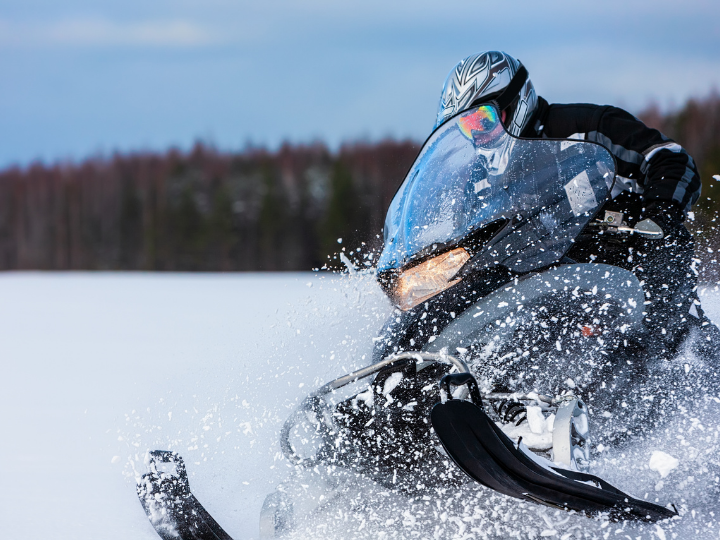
642, 200, 685, 235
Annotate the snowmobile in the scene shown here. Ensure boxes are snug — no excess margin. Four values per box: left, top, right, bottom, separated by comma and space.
137, 104, 693, 539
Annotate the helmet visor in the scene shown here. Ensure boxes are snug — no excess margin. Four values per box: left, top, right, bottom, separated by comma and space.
457, 106, 503, 144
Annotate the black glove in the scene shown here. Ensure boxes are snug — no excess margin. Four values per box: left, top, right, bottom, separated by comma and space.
642, 200, 685, 235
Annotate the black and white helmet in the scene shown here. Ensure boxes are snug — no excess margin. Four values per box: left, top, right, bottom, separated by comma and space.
435, 51, 538, 137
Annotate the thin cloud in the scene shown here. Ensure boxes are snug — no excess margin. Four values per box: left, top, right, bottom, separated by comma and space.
0, 18, 220, 48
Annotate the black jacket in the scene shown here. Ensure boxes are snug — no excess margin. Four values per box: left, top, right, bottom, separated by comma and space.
523, 97, 701, 215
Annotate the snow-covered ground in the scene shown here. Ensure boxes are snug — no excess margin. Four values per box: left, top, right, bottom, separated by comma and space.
1, 273, 719, 539
0, 272, 388, 539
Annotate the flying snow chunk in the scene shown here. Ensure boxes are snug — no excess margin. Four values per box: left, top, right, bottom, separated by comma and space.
649, 450, 679, 478
383, 372, 404, 396
526, 406, 545, 434
713, 174, 720, 182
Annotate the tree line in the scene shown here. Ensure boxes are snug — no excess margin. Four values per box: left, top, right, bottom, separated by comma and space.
0, 141, 418, 270
639, 91, 720, 218
0, 92, 718, 272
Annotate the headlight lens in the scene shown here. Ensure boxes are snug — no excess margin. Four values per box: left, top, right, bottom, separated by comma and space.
393, 247, 470, 311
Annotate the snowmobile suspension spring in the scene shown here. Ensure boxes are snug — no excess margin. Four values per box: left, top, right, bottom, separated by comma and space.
494, 400, 527, 426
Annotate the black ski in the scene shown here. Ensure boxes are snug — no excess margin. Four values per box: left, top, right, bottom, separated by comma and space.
137, 450, 235, 540
431, 373, 677, 522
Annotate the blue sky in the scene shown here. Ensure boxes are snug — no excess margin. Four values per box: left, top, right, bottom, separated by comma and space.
1, 0, 718, 167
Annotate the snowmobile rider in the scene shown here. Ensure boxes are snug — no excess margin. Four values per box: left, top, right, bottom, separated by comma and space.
436, 50, 709, 355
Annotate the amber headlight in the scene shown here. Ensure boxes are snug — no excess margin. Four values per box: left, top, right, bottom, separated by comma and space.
392, 247, 471, 311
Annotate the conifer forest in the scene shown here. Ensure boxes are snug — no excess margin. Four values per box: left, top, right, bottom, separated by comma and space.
1, 93, 718, 273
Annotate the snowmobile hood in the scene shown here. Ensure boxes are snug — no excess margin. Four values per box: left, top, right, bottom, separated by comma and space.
377, 105, 616, 274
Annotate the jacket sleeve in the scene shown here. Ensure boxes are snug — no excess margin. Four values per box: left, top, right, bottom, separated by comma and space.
586, 106, 701, 213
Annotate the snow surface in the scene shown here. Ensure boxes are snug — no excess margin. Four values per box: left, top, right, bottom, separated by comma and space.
1, 273, 720, 539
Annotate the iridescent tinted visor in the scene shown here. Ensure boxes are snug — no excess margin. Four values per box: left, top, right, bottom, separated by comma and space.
456, 105, 504, 143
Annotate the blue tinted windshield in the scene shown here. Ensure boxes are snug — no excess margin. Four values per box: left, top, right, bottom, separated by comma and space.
378, 105, 615, 273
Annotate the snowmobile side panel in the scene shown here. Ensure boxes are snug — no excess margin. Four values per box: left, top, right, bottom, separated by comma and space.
137, 451, 234, 540
431, 399, 676, 522
425, 263, 644, 354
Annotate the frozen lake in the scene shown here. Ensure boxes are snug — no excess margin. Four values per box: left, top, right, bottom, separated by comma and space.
1, 272, 719, 539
